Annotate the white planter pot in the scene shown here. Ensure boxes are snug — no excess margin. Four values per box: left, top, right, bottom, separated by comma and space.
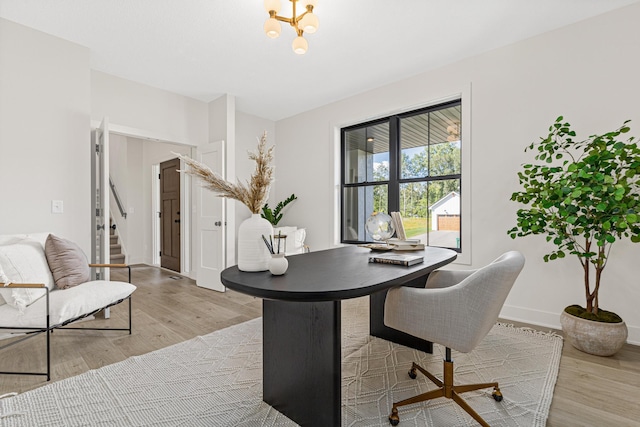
237, 214, 273, 272
560, 310, 628, 356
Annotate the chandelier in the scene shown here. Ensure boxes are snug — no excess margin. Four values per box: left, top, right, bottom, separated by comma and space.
263, 0, 319, 55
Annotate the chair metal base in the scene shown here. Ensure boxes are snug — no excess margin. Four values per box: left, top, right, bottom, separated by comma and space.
389, 354, 503, 427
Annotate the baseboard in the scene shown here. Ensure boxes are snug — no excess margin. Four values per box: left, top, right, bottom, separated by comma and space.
500, 304, 640, 346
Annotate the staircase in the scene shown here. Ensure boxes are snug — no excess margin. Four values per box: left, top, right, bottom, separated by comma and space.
110, 223, 125, 264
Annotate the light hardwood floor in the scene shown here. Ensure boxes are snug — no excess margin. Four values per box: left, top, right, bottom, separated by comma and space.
0, 265, 638, 426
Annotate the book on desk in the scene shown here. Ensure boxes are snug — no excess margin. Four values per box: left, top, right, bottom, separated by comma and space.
368, 253, 424, 266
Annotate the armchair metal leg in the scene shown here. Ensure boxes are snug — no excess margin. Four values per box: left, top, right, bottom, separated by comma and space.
46, 329, 51, 381
1, 295, 133, 381
388, 348, 503, 426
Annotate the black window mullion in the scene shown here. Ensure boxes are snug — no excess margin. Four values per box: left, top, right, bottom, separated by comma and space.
388, 116, 400, 213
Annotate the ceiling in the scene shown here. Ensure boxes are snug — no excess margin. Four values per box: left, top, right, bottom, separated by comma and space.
1, 0, 637, 121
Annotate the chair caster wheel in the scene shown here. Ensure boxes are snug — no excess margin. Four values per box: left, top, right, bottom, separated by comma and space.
389, 407, 399, 425
408, 366, 417, 379
492, 389, 503, 402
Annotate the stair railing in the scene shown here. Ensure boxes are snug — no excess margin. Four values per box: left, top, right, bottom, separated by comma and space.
109, 177, 127, 219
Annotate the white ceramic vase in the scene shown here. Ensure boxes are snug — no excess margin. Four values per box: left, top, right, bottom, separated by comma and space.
268, 253, 288, 275
237, 214, 273, 272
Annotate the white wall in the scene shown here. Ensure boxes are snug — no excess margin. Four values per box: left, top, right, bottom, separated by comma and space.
273, 3, 640, 343
0, 18, 91, 254
125, 138, 143, 263
91, 71, 208, 146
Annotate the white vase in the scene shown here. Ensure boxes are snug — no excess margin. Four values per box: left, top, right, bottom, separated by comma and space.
237, 214, 273, 272
269, 253, 288, 275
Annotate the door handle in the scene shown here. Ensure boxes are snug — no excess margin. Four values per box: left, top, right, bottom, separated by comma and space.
215, 221, 222, 226
174, 219, 180, 223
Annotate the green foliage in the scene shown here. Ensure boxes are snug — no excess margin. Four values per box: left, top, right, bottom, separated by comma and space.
508, 117, 640, 315
372, 142, 461, 218
261, 194, 297, 226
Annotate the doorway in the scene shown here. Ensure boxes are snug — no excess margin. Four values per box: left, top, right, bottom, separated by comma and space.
160, 158, 181, 272
91, 120, 231, 289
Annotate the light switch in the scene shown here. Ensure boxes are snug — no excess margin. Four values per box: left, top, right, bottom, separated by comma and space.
51, 200, 64, 214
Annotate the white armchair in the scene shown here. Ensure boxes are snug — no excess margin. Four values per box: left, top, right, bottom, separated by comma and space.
384, 251, 525, 426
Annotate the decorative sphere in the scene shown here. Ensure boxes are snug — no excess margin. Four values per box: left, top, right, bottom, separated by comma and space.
365, 212, 395, 241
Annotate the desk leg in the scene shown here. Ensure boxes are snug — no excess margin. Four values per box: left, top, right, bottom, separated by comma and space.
369, 276, 433, 353
263, 299, 341, 427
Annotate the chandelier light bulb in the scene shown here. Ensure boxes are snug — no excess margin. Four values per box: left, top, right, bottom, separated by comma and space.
263, 0, 318, 54
292, 36, 308, 54
264, 0, 281, 13
264, 17, 281, 38
298, 12, 319, 33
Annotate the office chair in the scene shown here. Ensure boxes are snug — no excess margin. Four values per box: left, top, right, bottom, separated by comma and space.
384, 251, 525, 426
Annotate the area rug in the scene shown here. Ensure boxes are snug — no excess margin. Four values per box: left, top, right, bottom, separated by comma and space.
0, 298, 562, 426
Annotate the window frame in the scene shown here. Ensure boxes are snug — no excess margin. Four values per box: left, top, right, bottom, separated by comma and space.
340, 99, 463, 252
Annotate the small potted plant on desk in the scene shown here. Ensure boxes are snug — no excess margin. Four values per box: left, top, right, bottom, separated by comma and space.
508, 116, 640, 356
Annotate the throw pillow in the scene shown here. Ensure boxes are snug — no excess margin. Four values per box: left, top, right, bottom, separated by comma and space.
44, 234, 90, 289
0, 240, 54, 311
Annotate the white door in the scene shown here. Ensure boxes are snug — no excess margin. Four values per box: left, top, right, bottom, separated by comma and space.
196, 140, 226, 291
91, 117, 111, 281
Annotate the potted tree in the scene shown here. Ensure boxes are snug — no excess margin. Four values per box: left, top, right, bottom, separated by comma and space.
508, 116, 640, 356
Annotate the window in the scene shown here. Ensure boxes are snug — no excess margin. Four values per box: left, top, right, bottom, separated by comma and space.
341, 100, 462, 251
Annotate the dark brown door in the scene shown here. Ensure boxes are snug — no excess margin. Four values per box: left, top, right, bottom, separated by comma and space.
160, 158, 181, 272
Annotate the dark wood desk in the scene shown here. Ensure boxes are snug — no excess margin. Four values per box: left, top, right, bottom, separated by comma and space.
221, 245, 456, 427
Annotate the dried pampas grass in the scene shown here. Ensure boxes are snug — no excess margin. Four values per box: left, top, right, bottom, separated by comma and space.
175, 131, 274, 214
